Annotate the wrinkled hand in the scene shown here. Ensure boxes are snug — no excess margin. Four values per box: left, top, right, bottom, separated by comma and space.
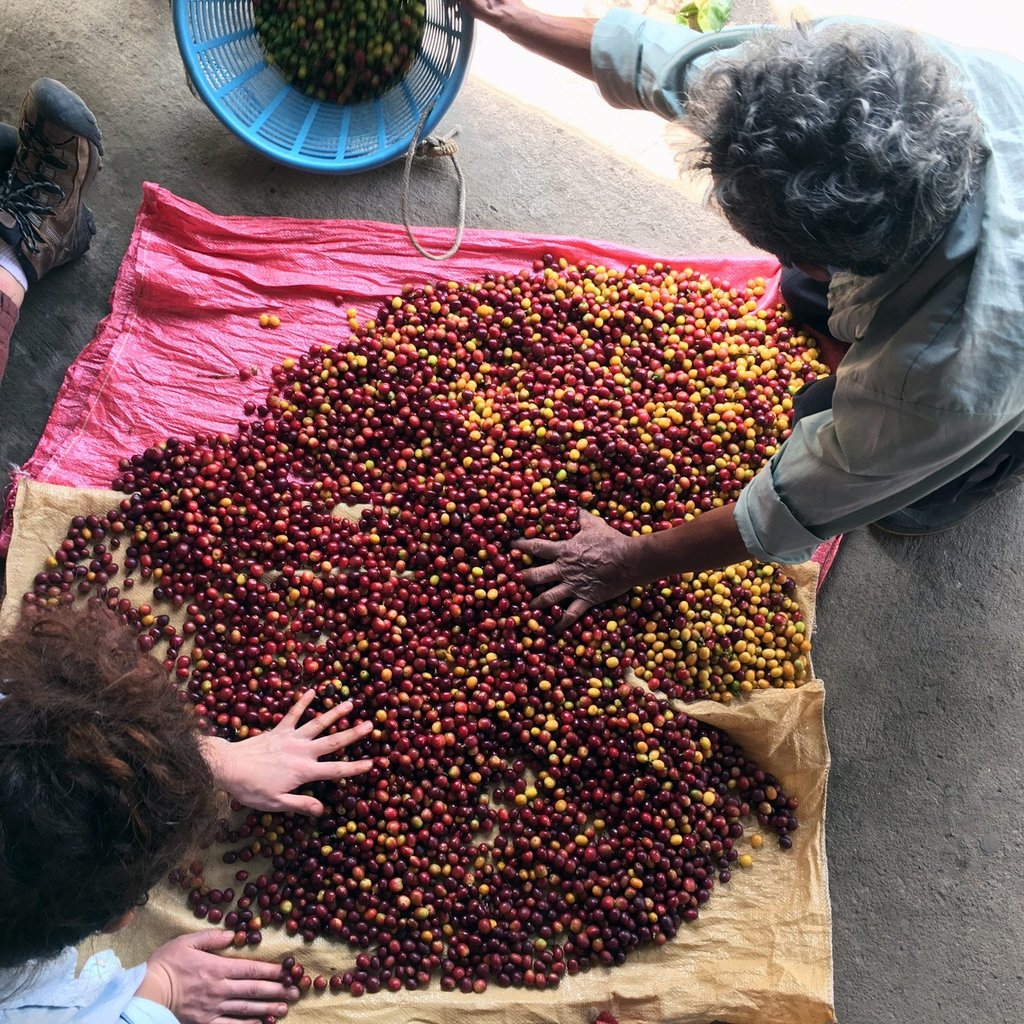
513, 509, 646, 632
203, 689, 373, 816
136, 930, 297, 1024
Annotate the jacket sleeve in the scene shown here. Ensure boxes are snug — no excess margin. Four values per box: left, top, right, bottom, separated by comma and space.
590, 8, 765, 120
734, 375, 1023, 563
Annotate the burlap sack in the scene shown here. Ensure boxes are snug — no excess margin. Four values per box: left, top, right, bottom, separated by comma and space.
1, 478, 834, 1024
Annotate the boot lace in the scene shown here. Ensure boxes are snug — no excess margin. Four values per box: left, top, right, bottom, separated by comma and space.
0, 174, 62, 254
0, 116, 68, 254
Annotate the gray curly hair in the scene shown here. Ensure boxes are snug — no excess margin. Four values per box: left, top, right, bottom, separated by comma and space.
685, 22, 989, 276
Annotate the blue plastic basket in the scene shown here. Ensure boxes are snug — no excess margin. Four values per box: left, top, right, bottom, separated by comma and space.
172, 0, 474, 173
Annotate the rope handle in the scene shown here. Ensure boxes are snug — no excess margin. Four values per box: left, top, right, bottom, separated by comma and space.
401, 104, 466, 262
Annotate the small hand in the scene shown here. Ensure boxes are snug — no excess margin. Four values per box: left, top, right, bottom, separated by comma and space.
513, 509, 645, 632
136, 930, 297, 1024
203, 689, 373, 816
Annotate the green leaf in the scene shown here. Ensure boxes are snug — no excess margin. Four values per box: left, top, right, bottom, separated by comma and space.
698, 0, 731, 32
676, 0, 731, 32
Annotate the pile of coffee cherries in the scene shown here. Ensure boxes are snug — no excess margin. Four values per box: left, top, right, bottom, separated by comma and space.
253, 0, 427, 104
26, 256, 825, 995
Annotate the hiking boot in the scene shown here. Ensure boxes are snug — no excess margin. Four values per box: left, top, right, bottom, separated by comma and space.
0, 123, 16, 174
0, 79, 103, 287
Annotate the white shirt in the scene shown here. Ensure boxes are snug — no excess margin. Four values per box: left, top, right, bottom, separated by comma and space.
0, 948, 175, 1024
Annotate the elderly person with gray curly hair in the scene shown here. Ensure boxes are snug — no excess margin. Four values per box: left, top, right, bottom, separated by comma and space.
464, 0, 1024, 630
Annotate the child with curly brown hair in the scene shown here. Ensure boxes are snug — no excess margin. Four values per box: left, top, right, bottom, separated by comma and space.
0, 600, 373, 1023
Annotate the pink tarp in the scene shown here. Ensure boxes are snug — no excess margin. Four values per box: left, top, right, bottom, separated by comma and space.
1, 182, 841, 577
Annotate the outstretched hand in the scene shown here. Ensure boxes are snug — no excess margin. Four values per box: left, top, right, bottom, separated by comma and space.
513, 509, 646, 632
136, 930, 297, 1024
202, 688, 373, 816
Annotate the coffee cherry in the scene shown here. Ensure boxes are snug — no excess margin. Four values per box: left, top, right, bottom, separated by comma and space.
32, 257, 821, 996
253, 0, 427, 105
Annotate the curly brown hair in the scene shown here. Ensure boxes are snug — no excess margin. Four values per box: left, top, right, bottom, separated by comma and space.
0, 600, 216, 968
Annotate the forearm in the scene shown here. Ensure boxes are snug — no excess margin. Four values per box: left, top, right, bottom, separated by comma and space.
632, 505, 753, 583
470, 0, 597, 81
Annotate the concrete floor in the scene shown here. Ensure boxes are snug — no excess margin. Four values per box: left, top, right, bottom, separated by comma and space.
1, 1, 1022, 1022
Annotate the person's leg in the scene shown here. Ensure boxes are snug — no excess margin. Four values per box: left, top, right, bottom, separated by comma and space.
781, 266, 831, 335
781, 267, 845, 425
791, 373, 837, 425
873, 432, 1024, 535
780, 265, 851, 374
0, 279, 21, 382
0, 122, 24, 378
